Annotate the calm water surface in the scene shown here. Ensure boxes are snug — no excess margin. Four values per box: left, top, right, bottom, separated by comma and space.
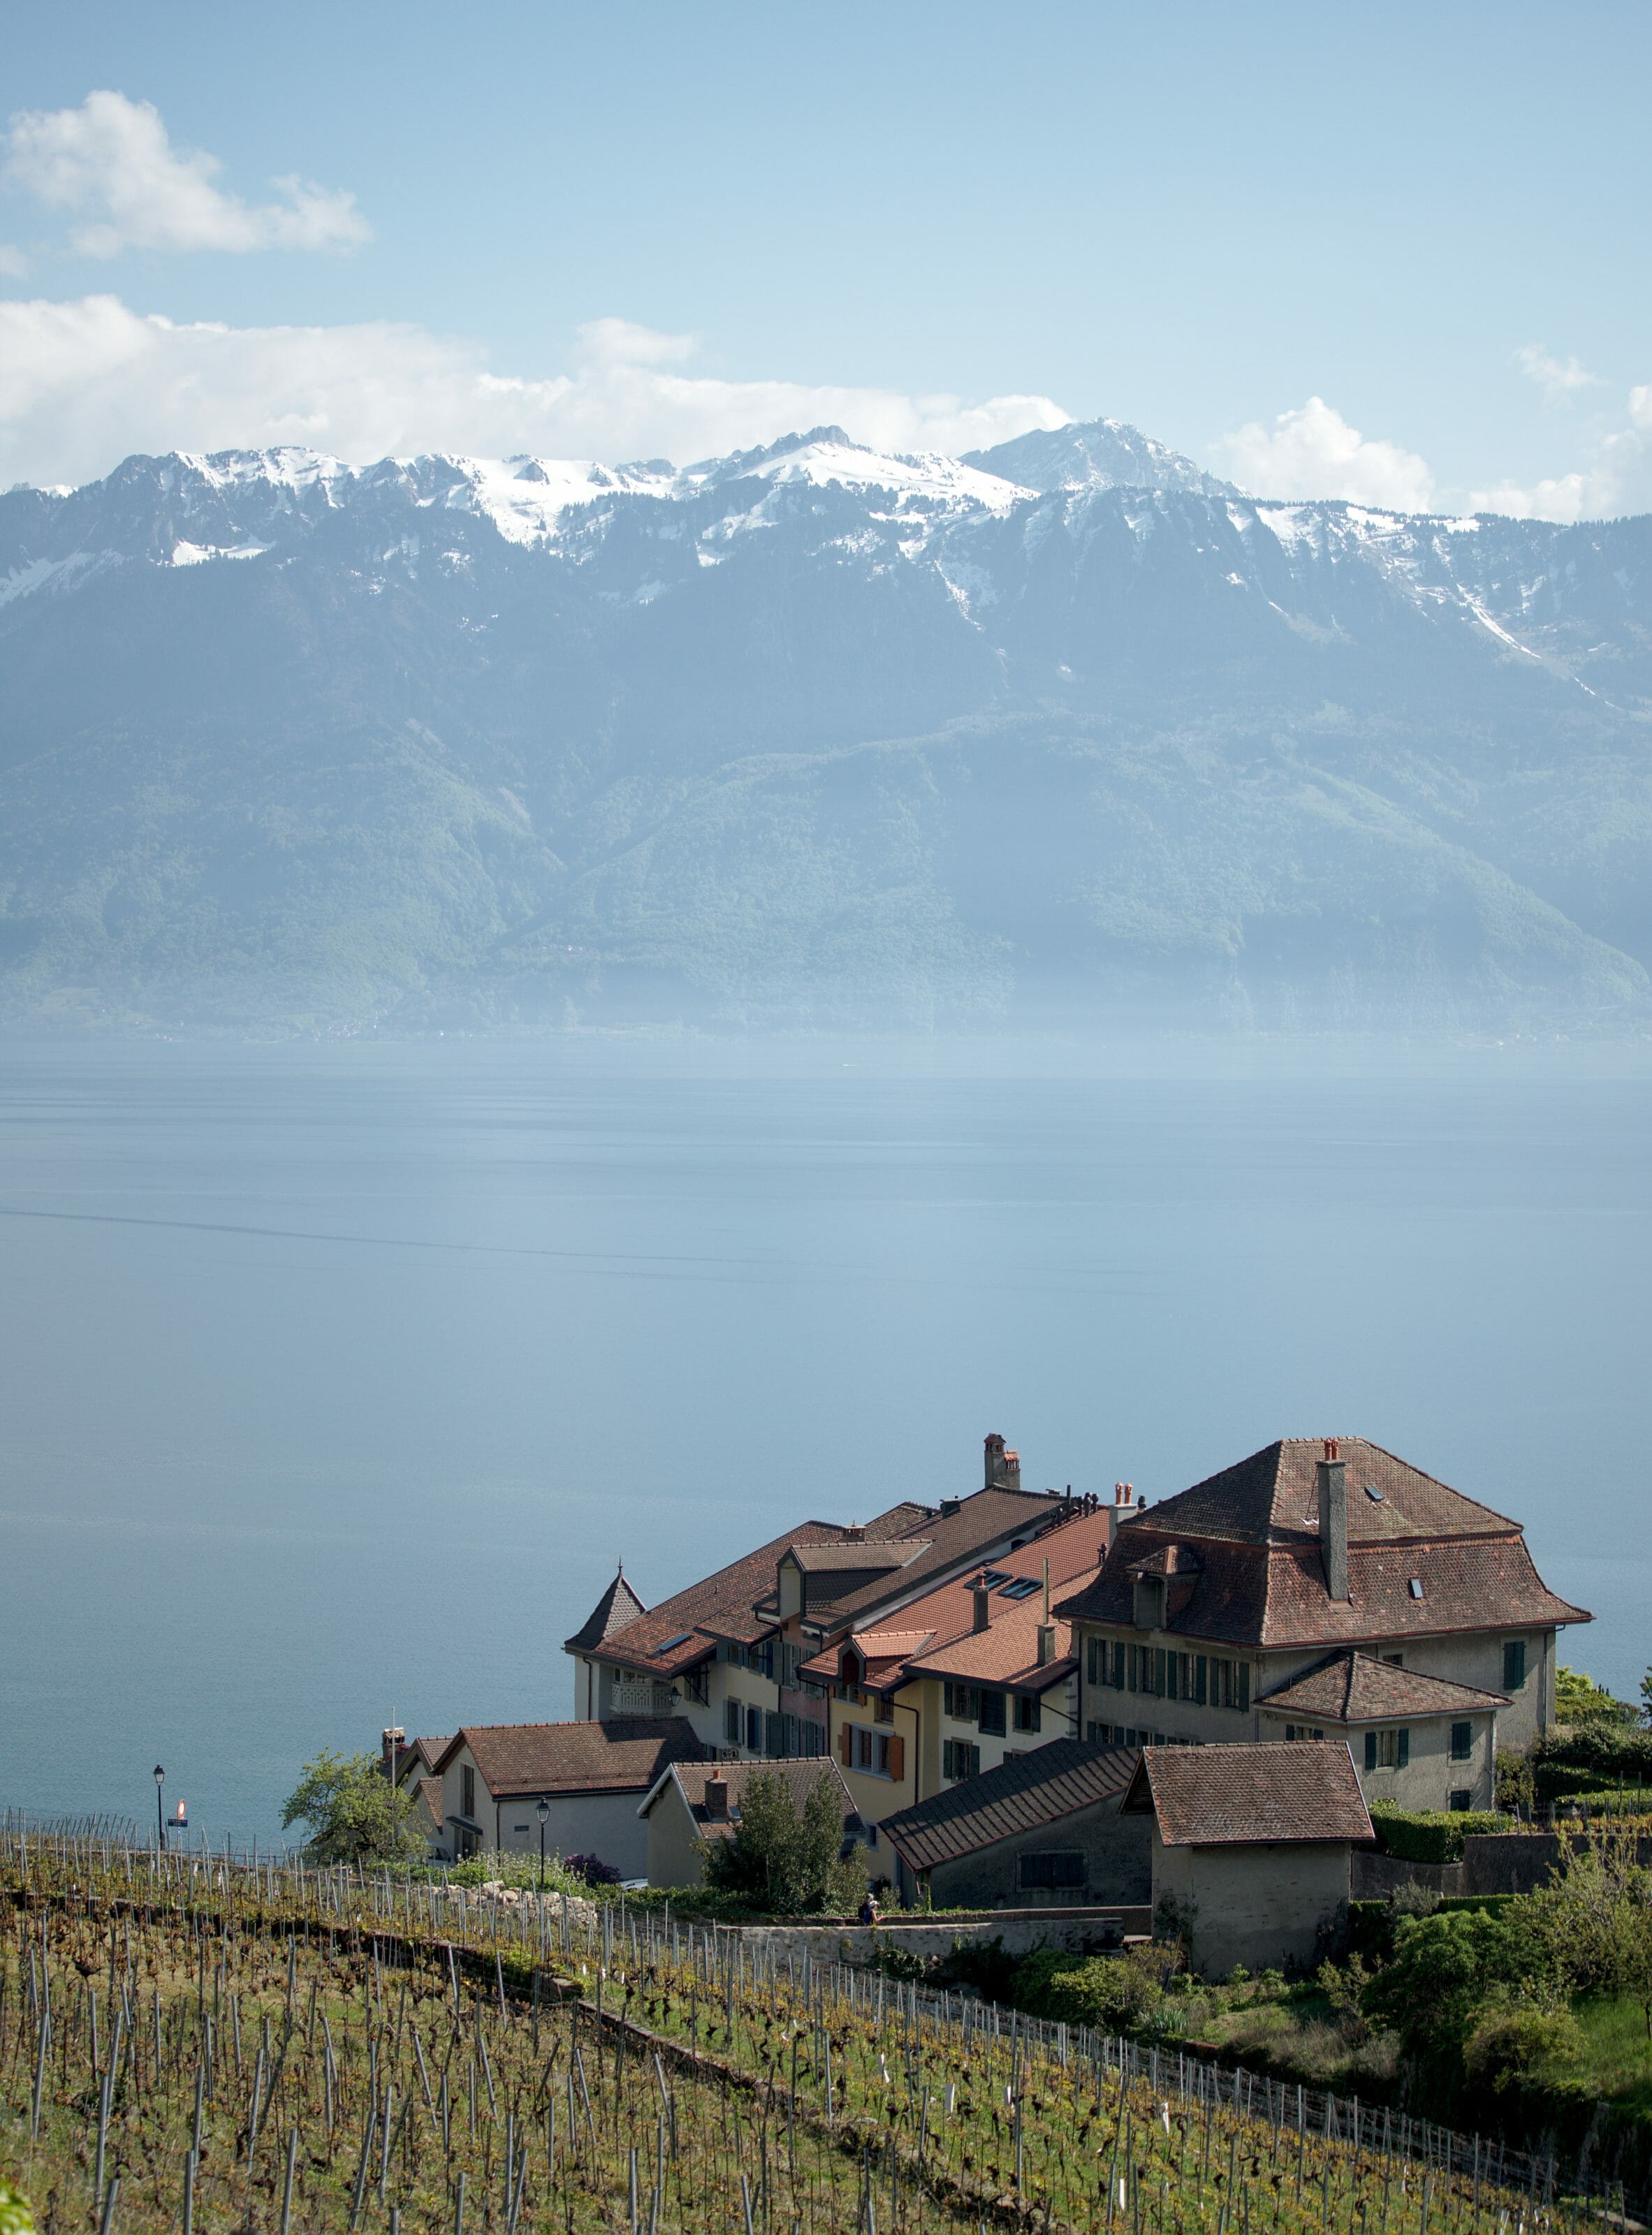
0, 1037, 1646, 1842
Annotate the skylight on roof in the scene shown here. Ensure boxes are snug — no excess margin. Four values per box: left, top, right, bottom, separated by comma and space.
1408, 1578, 1424, 1600
999, 1578, 1041, 1602
655, 1632, 693, 1653
1364, 1483, 1384, 1502
976, 1569, 1011, 1590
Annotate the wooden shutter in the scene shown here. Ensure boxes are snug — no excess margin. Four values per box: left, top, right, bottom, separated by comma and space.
886, 1734, 905, 1782
839, 1724, 854, 1768
1364, 1731, 1377, 1773
1397, 1728, 1410, 1769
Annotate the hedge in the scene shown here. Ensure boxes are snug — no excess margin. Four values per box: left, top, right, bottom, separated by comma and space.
1367, 1801, 1511, 1863
1550, 1791, 1652, 1823
1535, 1725, 1652, 1782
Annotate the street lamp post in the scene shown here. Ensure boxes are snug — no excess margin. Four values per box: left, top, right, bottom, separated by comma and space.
154, 1764, 165, 1851
536, 1796, 550, 1894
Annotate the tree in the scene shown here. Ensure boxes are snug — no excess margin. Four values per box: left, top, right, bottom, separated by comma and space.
1555, 1665, 1635, 1727
1363, 1907, 1547, 2086
1520, 1822, 1652, 2037
282, 1749, 425, 1865
702, 1773, 865, 1914
1641, 1667, 1652, 1729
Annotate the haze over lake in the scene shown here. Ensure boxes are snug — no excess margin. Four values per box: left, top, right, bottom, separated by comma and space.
1, 1035, 1645, 1845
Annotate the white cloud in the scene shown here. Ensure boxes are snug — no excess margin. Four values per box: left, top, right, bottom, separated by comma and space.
1212, 395, 1435, 511
3, 90, 370, 256
0, 293, 1069, 489
1513, 344, 1606, 404
1470, 424, 1652, 522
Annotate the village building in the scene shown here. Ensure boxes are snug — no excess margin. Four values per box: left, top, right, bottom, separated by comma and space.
879, 1738, 1146, 1910
1120, 1741, 1373, 1977
563, 1436, 1090, 1782
1056, 1437, 1588, 1810
797, 1494, 1124, 1835
636, 1757, 861, 1891
421, 1719, 710, 1877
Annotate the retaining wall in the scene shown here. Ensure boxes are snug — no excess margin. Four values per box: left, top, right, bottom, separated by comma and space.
728, 1905, 1153, 1967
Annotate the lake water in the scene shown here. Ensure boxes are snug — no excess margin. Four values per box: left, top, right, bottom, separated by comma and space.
0, 1035, 1646, 1844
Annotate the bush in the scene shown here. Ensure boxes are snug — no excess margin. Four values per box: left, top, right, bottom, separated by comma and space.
1363, 1907, 1545, 2083
1535, 1723, 1652, 1787
447, 1849, 594, 1897
1549, 1793, 1652, 1824
1463, 2005, 1585, 2093
1368, 1802, 1510, 1864
701, 1771, 864, 1915
0, 2182, 33, 2235
1030, 1947, 1167, 2032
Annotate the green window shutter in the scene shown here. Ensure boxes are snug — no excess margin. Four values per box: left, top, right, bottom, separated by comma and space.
1503, 1641, 1526, 1690
1364, 1731, 1377, 1772
1451, 1720, 1472, 1762
1195, 1655, 1207, 1704
1397, 1728, 1410, 1769
1238, 1662, 1250, 1712
1111, 1642, 1125, 1689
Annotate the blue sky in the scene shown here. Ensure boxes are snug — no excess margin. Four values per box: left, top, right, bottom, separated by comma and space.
2, 0, 1649, 514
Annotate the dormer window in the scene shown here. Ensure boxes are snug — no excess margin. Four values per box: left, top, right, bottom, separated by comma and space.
1132, 1574, 1167, 1631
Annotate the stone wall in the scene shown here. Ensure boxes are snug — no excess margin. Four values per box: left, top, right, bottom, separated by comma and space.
727, 1907, 1153, 1968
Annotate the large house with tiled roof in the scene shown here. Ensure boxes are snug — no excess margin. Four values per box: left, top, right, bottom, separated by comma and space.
1056, 1437, 1589, 1812
798, 1493, 1125, 1833
563, 1435, 1087, 1781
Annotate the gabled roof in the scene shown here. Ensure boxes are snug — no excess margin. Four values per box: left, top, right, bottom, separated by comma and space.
563, 1568, 648, 1654
882, 1739, 1139, 1873
637, 1757, 858, 1840
785, 1540, 932, 1574
1122, 1741, 1373, 1847
578, 1520, 858, 1672
819, 1489, 1069, 1622
1054, 1438, 1589, 1650
410, 1776, 444, 1831
1256, 1651, 1508, 1724
801, 1500, 1113, 1695
434, 1717, 710, 1799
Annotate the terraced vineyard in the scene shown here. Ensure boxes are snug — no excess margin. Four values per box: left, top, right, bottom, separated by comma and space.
0, 1831, 1614, 2233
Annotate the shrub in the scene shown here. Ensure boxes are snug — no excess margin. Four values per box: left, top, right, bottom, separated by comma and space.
1463, 2005, 1585, 2093
1367, 1802, 1509, 1864
1535, 1723, 1652, 1787
701, 1771, 864, 1915
1364, 1907, 1545, 2084
564, 1852, 622, 1887
0, 2182, 33, 2235
1032, 1947, 1167, 2032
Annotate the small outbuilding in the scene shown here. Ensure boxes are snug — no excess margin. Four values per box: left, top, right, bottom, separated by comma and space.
880, 1738, 1146, 1909
427, 1719, 710, 1877
638, 1757, 862, 1890
1120, 1740, 1373, 1977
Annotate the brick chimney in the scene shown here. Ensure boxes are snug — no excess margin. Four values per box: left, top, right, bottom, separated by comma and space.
381, 1726, 405, 1772
972, 1576, 993, 1632
703, 1772, 729, 1822
1317, 1439, 1349, 1603
984, 1434, 1021, 1492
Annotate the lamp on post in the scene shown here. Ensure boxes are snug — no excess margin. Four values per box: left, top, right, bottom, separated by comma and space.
536, 1795, 550, 1894
154, 1764, 166, 1851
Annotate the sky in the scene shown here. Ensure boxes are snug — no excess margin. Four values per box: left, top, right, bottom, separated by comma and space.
2, 1, 1650, 517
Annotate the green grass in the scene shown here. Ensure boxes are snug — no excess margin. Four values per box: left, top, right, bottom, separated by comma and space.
1571, 1995, 1652, 2113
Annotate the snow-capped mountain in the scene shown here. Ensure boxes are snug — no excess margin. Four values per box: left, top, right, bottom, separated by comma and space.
1, 415, 1649, 1033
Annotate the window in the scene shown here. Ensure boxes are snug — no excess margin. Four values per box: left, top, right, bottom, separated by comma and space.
1382, 1653, 1404, 1667
944, 1682, 976, 1720
1503, 1641, 1527, 1690
848, 1725, 903, 1779
1364, 1728, 1410, 1771
1086, 1720, 1113, 1744
1018, 1852, 1084, 1890
779, 1642, 803, 1687
1000, 1578, 1041, 1602
1450, 1720, 1473, 1763
873, 1697, 894, 1726
977, 1569, 1011, 1590
1086, 1638, 1127, 1690
1285, 1724, 1324, 1742
724, 1700, 743, 1746
977, 1690, 1007, 1736
942, 1739, 980, 1781
682, 1666, 709, 1705
745, 1706, 762, 1752
1208, 1656, 1250, 1712
1408, 1578, 1424, 1602
1449, 1789, 1472, 1812
460, 1764, 475, 1819
1014, 1694, 1042, 1734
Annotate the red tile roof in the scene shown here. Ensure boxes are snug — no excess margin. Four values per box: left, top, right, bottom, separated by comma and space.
1055, 1438, 1588, 1650
1122, 1742, 1373, 1847
1255, 1651, 1507, 1724
434, 1718, 709, 1799
882, 1739, 1139, 1873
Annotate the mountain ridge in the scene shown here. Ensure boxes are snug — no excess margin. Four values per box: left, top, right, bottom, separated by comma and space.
2, 415, 1650, 1035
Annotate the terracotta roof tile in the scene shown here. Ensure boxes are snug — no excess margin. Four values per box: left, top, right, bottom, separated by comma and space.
882, 1739, 1139, 1873
817, 1490, 1078, 1620
435, 1718, 710, 1798
787, 1542, 931, 1574
1256, 1652, 1508, 1724
1123, 1742, 1373, 1846
583, 1522, 851, 1671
